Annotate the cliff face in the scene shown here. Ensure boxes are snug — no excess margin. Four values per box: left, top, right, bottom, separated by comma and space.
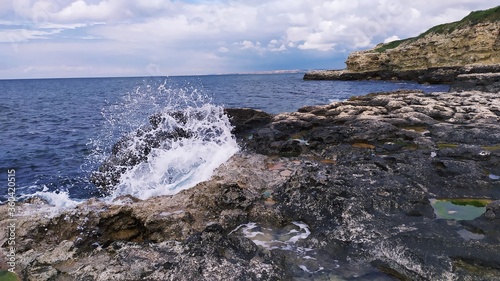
346, 21, 500, 72
304, 6, 500, 86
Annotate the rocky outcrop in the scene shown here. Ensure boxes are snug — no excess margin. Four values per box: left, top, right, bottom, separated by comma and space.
344, 22, 500, 73
90, 108, 273, 195
485, 200, 500, 219
305, 6, 500, 87
0, 170, 290, 281
90, 111, 195, 192
2, 90, 500, 280
451, 72, 500, 92
304, 64, 500, 86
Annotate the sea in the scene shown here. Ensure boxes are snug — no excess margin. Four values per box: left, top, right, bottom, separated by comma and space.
0, 73, 449, 206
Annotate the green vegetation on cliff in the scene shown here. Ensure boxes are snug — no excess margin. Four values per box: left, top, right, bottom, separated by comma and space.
375, 5, 500, 53
420, 5, 500, 36
374, 39, 406, 53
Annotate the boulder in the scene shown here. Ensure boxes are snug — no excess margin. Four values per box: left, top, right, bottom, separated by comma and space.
451, 72, 500, 92
485, 200, 500, 219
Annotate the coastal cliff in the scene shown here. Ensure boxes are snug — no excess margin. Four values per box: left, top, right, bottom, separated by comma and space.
304, 6, 500, 86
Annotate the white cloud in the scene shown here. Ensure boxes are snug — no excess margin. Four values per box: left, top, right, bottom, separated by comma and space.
384, 35, 400, 43
0, 28, 63, 43
53, 0, 122, 22
0, 0, 496, 78
35, 22, 94, 30
239, 40, 258, 49
298, 41, 336, 51
235, 40, 266, 54
218, 46, 229, 53
268, 39, 287, 52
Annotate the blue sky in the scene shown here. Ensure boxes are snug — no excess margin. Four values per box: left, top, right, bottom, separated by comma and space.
0, 0, 495, 79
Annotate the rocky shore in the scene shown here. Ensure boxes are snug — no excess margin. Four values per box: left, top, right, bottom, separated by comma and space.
2, 88, 500, 280
303, 64, 500, 89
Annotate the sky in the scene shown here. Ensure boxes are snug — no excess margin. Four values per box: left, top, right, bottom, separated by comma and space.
0, 0, 496, 79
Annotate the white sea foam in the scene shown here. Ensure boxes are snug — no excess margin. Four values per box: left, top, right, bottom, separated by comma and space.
19, 187, 83, 218
99, 83, 239, 200
231, 221, 330, 274
105, 104, 238, 200
299, 265, 325, 273
22, 80, 238, 214
288, 221, 311, 243
32, 190, 80, 209
233, 221, 312, 251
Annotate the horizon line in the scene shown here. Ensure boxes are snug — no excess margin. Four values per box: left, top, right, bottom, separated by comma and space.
0, 69, 317, 81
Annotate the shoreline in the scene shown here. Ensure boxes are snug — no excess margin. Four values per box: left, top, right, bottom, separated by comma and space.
2, 87, 500, 280
303, 64, 500, 92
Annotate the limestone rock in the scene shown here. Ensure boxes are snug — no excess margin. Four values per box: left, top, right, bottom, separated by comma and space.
304, 6, 500, 86
451, 72, 500, 92
2, 90, 500, 280
345, 12, 500, 73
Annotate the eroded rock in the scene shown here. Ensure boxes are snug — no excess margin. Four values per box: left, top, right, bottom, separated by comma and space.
304, 7, 500, 85
485, 200, 500, 219
2, 90, 500, 280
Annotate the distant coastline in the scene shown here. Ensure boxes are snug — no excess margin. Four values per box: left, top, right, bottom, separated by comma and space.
211, 69, 307, 76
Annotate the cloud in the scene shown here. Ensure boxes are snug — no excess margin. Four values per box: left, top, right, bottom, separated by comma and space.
53, 0, 130, 22
0, 28, 63, 43
0, 0, 496, 78
268, 39, 287, 52
237, 40, 262, 51
384, 35, 400, 43
35, 22, 93, 29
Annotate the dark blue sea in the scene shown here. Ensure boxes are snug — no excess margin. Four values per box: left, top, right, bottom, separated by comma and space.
0, 73, 449, 203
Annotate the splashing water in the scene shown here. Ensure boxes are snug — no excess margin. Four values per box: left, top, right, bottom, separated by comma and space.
232, 221, 312, 250
109, 104, 239, 200
96, 80, 239, 200
29, 79, 238, 211
18, 186, 82, 218
230, 222, 334, 274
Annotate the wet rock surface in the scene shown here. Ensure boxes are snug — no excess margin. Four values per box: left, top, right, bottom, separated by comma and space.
90, 110, 196, 193
303, 64, 500, 90
303, 66, 464, 84
90, 107, 273, 195
2, 90, 500, 280
451, 72, 500, 92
